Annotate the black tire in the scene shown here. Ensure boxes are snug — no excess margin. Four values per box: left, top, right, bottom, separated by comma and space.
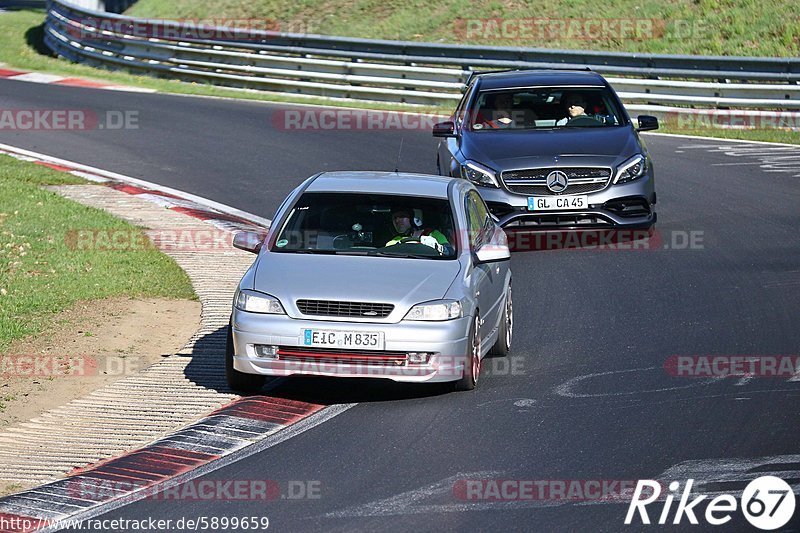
489, 282, 513, 356
455, 314, 481, 391
225, 322, 266, 393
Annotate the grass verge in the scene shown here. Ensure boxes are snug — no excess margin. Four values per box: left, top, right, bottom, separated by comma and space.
0, 9, 797, 145
125, 0, 800, 57
0, 154, 196, 354
656, 126, 800, 144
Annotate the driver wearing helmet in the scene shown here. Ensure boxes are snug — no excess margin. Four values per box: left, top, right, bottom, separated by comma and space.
386, 207, 451, 254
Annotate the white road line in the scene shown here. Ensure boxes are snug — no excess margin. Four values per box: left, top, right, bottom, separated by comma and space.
647, 132, 800, 148
710, 162, 765, 166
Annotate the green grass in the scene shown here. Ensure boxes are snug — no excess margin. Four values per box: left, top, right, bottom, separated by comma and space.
125, 0, 800, 57
0, 9, 797, 145
0, 155, 196, 351
655, 125, 799, 144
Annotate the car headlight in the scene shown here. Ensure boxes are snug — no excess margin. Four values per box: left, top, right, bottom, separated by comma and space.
461, 161, 499, 188
614, 154, 648, 184
404, 300, 463, 321
235, 289, 285, 314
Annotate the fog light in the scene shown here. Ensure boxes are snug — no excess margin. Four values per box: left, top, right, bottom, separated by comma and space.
408, 352, 430, 364
255, 345, 278, 358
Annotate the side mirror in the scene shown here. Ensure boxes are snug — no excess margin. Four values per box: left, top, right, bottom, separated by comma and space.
474, 227, 511, 263
432, 121, 456, 138
636, 115, 659, 132
233, 231, 265, 254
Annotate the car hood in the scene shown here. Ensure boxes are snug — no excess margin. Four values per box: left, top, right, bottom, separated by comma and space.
251, 252, 462, 320
461, 126, 640, 171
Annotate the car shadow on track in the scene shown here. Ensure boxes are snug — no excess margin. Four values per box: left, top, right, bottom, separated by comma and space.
183, 325, 455, 405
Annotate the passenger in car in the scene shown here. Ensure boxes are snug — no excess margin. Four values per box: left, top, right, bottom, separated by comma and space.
474, 93, 516, 129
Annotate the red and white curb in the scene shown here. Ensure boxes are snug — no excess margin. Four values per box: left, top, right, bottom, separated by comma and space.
0, 142, 271, 232
0, 66, 156, 94
0, 398, 352, 533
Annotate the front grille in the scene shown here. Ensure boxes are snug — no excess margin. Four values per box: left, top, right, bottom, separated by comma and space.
296, 299, 394, 318
501, 167, 612, 196
277, 346, 407, 366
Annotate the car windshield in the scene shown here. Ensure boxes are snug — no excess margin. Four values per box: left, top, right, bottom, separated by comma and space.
469, 87, 626, 131
271, 192, 458, 259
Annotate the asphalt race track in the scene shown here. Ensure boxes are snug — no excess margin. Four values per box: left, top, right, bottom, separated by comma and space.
2, 78, 800, 531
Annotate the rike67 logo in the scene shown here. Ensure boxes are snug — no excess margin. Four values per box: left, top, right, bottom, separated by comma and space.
625, 476, 795, 530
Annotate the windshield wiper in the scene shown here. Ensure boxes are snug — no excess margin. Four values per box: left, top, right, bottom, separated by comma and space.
277, 249, 375, 256
333, 250, 372, 256
280, 249, 336, 254
369, 250, 444, 259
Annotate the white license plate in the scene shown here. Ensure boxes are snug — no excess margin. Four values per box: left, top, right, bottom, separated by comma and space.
527, 195, 588, 211
302, 329, 385, 350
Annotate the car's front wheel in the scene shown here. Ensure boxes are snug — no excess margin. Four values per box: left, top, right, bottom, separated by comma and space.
455, 314, 481, 391
489, 282, 513, 356
225, 321, 266, 393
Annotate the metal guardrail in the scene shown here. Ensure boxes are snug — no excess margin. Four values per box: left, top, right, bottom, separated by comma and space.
44, 0, 800, 110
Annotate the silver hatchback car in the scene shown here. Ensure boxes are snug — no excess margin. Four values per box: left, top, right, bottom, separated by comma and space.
227, 171, 513, 392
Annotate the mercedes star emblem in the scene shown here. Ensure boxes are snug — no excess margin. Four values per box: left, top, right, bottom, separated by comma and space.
546, 170, 569, 193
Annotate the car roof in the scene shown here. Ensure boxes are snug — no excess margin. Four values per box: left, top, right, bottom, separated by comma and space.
305, 171, 456, 199
473, 69, 607, 90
